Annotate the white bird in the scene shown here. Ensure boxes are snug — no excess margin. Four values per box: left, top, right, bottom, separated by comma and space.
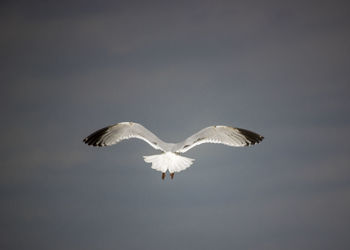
83, 122, 264, 179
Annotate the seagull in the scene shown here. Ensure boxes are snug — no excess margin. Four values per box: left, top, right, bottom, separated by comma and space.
83, 122, 264, 179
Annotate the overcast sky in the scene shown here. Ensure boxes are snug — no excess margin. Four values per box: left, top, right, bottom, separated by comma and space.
1, 0, 350, 249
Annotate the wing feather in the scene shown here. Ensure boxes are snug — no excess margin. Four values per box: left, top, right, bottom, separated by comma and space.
83, 122, 166, 151
175, 126, 264, 153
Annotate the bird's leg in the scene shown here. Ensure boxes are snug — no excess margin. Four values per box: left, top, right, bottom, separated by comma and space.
170, 173, 174, 179
161, 172, 166, 180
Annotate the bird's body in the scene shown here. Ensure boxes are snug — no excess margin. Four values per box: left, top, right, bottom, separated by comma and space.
83, 122, 264, 179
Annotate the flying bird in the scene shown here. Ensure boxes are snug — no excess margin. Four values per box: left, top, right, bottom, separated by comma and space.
83, 122, 264, 179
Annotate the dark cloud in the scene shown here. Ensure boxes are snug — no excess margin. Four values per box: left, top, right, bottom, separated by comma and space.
1, 0, 350, 249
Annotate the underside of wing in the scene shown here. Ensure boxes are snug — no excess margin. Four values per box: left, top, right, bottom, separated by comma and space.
83, 122, 166, 151
175, 126, 264, 153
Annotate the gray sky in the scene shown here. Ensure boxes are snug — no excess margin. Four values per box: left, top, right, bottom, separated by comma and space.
1, 0, 350, 249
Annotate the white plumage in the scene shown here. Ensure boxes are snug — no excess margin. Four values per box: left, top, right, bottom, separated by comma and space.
143, 152, 194, 173
83, 122, 264, 179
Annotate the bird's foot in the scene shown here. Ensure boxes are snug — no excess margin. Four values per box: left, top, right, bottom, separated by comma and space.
170, 173, 174, 179
161, 173, 166, 180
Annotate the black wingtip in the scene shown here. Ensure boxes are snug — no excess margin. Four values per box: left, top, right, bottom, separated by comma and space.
237, 128, 264, 146
83, 126, 110, 147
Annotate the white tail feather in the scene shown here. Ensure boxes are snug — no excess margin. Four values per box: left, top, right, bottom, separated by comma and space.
143, 152, 195, 173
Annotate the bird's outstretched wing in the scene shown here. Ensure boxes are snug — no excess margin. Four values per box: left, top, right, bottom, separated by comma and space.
83, 122, 166, 151
174, 126, 264, 153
